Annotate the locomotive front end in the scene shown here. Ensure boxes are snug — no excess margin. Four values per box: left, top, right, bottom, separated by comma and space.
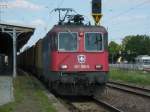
48, 26, 108, 95
51, 30, 108, 72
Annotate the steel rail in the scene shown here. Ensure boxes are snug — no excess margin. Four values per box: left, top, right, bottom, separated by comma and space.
109, 81, 150, 93
65, 101, 82, 112
93, 98, 124, 112
107, 83, 150, 98
56, 96, 82, 112
59, 95, 124, 112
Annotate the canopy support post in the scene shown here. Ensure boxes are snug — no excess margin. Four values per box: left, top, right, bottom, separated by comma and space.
13, 28, 17, 78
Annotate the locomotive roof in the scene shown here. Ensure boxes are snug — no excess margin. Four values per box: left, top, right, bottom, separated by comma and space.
49, 25, 107, 34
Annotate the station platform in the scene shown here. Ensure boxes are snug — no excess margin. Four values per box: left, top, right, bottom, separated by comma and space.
0, 75, 14, 106
0, 22, 35, 78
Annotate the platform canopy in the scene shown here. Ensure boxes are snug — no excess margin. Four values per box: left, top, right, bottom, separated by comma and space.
0, 22, 35, 78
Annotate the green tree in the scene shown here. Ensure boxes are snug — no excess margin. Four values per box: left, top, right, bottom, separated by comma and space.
122, 36, 132, 50
108, 41, 121, 63
122, 35, 150, 61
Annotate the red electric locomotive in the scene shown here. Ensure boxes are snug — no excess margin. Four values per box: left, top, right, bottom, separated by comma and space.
42, 23, 108, 95
18, 0, 109, 96
19, 18, 108, 96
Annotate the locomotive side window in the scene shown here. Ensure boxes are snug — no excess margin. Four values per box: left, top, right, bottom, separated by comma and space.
85, 33, 103, 51
49, 34, 58, 51
58, 32, 78, 51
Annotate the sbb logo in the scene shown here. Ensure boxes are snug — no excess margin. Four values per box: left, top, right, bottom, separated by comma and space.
77, 55, 86, 64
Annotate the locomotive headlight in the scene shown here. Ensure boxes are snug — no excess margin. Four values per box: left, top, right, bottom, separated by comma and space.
95, 64, 103, 70
60, 65, 68, 70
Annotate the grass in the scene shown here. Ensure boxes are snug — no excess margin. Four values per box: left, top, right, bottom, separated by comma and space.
109, 68, 150, 86
0, 74, 56, 112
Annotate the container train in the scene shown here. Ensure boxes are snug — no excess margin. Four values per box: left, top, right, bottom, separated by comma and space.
18, 0, 109, 96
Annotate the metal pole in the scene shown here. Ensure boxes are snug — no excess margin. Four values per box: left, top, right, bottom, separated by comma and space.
13, 28, 17, 78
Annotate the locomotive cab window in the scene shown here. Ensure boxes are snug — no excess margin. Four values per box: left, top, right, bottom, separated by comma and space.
58, 32, 78, 51
85, 32, 103, 51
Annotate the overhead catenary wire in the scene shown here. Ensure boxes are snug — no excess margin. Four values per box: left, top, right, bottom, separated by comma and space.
103, 0, 150, 43
105, 0, 150, 24
49, 0, 66, 22
102, 0, 150, 34
45, 0, 65, 31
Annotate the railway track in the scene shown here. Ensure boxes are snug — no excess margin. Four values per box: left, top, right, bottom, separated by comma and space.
22, 70, 123, 112
57, 96, 123, 112
92, 97, 123, 112
107, 81, 150, 98
57, 96, 82, 112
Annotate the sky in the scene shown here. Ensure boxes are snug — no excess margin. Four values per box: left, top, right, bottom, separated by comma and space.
0, 0, 150, 49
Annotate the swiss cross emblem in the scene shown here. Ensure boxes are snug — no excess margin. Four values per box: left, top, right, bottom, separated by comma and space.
77, 55, 86, 64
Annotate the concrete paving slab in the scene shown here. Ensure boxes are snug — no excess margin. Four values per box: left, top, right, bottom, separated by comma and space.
0, 76, 14, 106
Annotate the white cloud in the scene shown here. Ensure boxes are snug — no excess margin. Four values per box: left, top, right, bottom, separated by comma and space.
104, 0, 148, 7
30, 19, 46, 27
0, 0, 43, 11
6, 19, 24, 24
112, 14, 148, 24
